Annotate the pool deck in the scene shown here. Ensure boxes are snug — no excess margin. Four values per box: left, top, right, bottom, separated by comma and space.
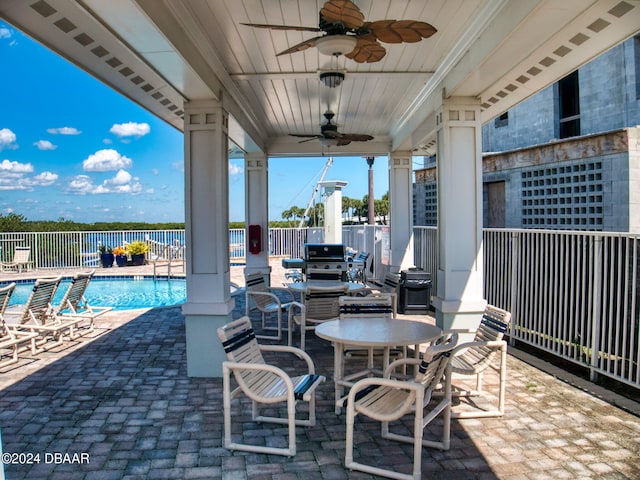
0, 261, 639, 479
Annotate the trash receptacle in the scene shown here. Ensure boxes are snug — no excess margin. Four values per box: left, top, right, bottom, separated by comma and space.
398, 268, 432, 313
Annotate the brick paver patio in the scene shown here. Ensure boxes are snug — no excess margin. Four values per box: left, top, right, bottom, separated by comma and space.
0, 263, 638, 479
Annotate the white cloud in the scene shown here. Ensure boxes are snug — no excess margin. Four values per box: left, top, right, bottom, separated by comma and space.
47, 127, 82, 135
34, 140, 57, 150
32, 172, 58, 185
67, 170, 143, 195
0, 128, 17, 150
0, 27, 11, 39
68, 175, 95, 194
83, 149, 133, 172
0, 160, 57, 191
229, 161, 243, 176
110, 122, 150, 138
0, 159, 33, 173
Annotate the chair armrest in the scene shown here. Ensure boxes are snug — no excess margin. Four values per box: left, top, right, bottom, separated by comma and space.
383, 358, 421, 378
451, 339, 507, 356
246, 290, 282, 304
259, 344, 316, 373
348, 376, 422, 402
268, 286, 296, 302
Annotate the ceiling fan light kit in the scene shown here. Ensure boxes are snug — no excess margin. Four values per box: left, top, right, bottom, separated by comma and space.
315, 34, 358, 56
319, 70, 345, 88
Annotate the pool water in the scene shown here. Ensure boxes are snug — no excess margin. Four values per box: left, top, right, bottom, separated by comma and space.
7, 278, 187, 311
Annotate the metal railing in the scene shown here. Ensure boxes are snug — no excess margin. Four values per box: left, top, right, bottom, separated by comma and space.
412, 226, 640, 390
2, 226, 638, 390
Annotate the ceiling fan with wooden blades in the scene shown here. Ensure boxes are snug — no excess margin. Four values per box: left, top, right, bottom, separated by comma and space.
242, 0, 437, 63
290, 111, 374, 146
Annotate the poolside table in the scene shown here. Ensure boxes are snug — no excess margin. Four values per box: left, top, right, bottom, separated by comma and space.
315, 317, 442, 413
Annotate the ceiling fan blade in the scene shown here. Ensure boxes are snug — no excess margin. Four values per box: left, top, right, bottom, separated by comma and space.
341, 133, 374, 142
320, 0, 364, 30
277, 36, 322, 56
365, 19, 437, 44
336, 138, 352, 146
290, 134, 322, 138
241, 23, 322, 33
345, 38, 386, 63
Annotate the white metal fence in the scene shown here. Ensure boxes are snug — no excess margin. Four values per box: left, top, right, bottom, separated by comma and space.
412, 226, 640, 390
2, 226, 638, 389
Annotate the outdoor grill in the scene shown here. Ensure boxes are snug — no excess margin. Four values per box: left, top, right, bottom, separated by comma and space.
398, 268, 432, 313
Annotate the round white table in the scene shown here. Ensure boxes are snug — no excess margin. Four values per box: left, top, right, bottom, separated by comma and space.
315, 317, 442, 412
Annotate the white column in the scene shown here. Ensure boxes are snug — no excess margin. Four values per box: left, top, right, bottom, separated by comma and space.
182, 99, 233, 377
432, 96, 487, 333
320, 180, 348, 244
244, 152, 271, 279
389, 151, 415, 273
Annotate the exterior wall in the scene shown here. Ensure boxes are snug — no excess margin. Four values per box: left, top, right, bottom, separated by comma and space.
415, 36, 640, 232
415, 128, 638, 232
482, 87, 556, 152
482, 37, 640, 153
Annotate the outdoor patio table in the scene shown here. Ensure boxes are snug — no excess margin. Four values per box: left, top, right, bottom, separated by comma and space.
315, 317, 442, 413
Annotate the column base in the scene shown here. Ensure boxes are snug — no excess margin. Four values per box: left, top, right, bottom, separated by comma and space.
432, 297, 487, 341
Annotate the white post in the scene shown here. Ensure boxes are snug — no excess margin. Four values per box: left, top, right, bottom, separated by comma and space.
320, 180, 348, 244
244, 152, 271, 280
432, 96, 487, 333
389, 151, 415, 273
182, 99, 233, 377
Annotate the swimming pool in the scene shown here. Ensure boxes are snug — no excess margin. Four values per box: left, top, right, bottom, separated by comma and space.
6, 277, 187, 311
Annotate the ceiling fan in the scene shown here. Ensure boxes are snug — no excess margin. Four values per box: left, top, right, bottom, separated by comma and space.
290, 111, 373, 146
242, 0, 437, 63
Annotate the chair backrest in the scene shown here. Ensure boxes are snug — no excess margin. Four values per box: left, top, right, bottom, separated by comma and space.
356, 251, 369, 262
0, 283, 16, 338
382, 272, 400, 291
476, 304, 512, 343
19, 276, 62, 325
245, 272, 268, 292
12, 246, 31, 263
245, 273, 276, 310
56, 270, 95, 314
304, 285, 348, 321
306, 268, 343, 282
217, 316, 273, 387
339, 295, 393, 319
468, 304, 512, 367
416, 332, 459, 390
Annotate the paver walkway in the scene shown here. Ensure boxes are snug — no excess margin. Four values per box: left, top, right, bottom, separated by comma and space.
0, 263, 638, 478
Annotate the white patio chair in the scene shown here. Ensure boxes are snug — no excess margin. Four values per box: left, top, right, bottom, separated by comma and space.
305, 267, 343, 282
345, 332, 458, 480
217, 316, 325, 457
4, 276, 84, 353
361, 272, 400, 316
0, 246, 33, 273
53, 270, 113, 336
0, 283, 38, 368
448, 304, 512, 418
244, 272, 297, 341
338, 295, 394, 372
289, 284, 348, 350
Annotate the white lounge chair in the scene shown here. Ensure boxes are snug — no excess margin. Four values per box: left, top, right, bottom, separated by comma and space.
53, 270, 112, 335
0, 283, 38, 368
217, 316, 325, 457
0, 246, 33, 273
4, 276, 84, 352
345, 332, 458, 480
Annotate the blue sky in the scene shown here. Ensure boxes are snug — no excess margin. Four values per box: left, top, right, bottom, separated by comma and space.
0, 22, 391, 223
